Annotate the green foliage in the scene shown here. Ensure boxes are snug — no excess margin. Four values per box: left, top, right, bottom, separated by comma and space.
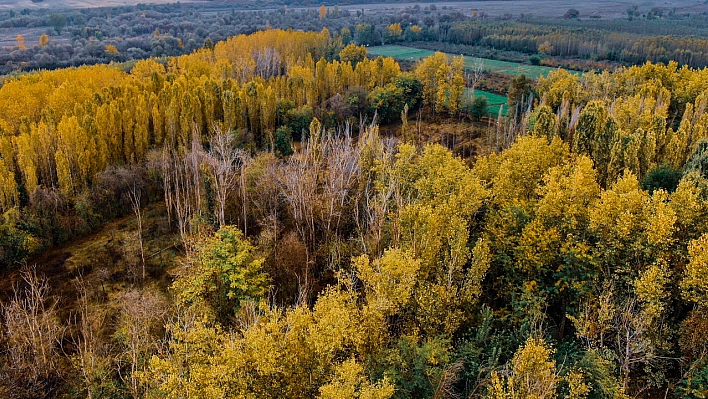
0, 208, 40, 267
285, 105, 314, 141
393, 72, 423, 111
48, 14, 66, 34
676, 360, 708, 399
369, 84, 405, 124
507, 74, 534, 121
530, 105, 558, 140
384, 336, 453, 399
470, 96, 489, 120
274, 126, 293, 157
641, 164, 682, 193
172, 226, 269, 319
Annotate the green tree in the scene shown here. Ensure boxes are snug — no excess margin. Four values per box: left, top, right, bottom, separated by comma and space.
48, 14, 67, 34
470, 96, 489, 121
172, 226, 270, 320
507, 74, 534, 122
641, 164, 682, 194
274, 126, 293, 157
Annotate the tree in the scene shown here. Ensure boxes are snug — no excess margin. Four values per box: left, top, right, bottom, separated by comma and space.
564, 8, 580, 19
204, 131, 241, 227
385, 23, 403, 43
48, 14, 67, 34
16, 34, 26, 50
318, 359, 395, 399
127, 184, 146, 281
1, 268, 62, 397
685, 139, 708, 179
39, 34, 49, 46
682, 234, 708, 308
172, 226, 270, 320
115, 289, 169, 399
339, 44, 367, 66
507, 74, 533, 123
105, 45, 119, 56
274, 126, 293, 156
470, 96, 489, 120
641, 164, 682, 194
538, 41, 554, 55
487, 337, 558, 399
319, 4, 327, 19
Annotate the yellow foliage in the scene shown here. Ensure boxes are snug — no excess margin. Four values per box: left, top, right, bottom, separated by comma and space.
354, 248, 420, 316
105, 45, 119, 55
318, 359, 394, 399
681, 233, 708, 307
487, 336, 558, 399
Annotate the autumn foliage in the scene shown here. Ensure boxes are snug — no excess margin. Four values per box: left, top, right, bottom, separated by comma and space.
2, 28, 708, 399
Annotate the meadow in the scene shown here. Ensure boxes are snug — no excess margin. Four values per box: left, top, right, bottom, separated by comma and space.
368, 45, 581, 79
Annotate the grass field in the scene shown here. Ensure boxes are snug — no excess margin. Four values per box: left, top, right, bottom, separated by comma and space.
465, 88, 509, 117
368, 45, 580, 80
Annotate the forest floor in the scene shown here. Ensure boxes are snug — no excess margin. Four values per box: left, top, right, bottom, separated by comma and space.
0, 203, 180, 320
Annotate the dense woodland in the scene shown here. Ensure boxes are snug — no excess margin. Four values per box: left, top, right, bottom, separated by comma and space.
1, 2, 708, 75
2, 24, 708, 399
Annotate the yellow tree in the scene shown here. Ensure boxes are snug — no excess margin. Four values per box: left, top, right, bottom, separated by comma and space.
39, 34, 49, 47
339, 44, 367, 66
0, 157, 17, 212
385, 23, 402, 43
681, 233, 708, 308
13, 133, 38, 195
16, 34, 26, 50
487, 336, 558, 399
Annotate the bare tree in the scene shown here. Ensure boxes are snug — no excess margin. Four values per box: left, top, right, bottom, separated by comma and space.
613, 297, 657, 393
356, 125, 398, 256
1, 267, 63, 398
204, 128, 241, 228
68, 277, 111, 399
318, 125, 360, 244
465, 58, 484, 96
127, 183, 145, 281
161, 127, 206, 245
115, 288, 170, 399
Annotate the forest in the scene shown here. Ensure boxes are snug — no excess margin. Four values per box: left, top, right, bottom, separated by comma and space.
0, 1, 708, 75
1, 18, 708, 399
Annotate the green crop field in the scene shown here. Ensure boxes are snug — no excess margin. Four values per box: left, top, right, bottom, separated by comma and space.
368, 45, 580, 80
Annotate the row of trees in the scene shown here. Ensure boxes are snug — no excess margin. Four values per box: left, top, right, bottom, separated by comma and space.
0, 29, 467, 266
3, 1, 708, 76
445, 18, 708, 68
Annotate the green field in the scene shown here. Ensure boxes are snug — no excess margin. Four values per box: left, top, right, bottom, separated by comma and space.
368, 45, 579, 80
465, 88, 509, 117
